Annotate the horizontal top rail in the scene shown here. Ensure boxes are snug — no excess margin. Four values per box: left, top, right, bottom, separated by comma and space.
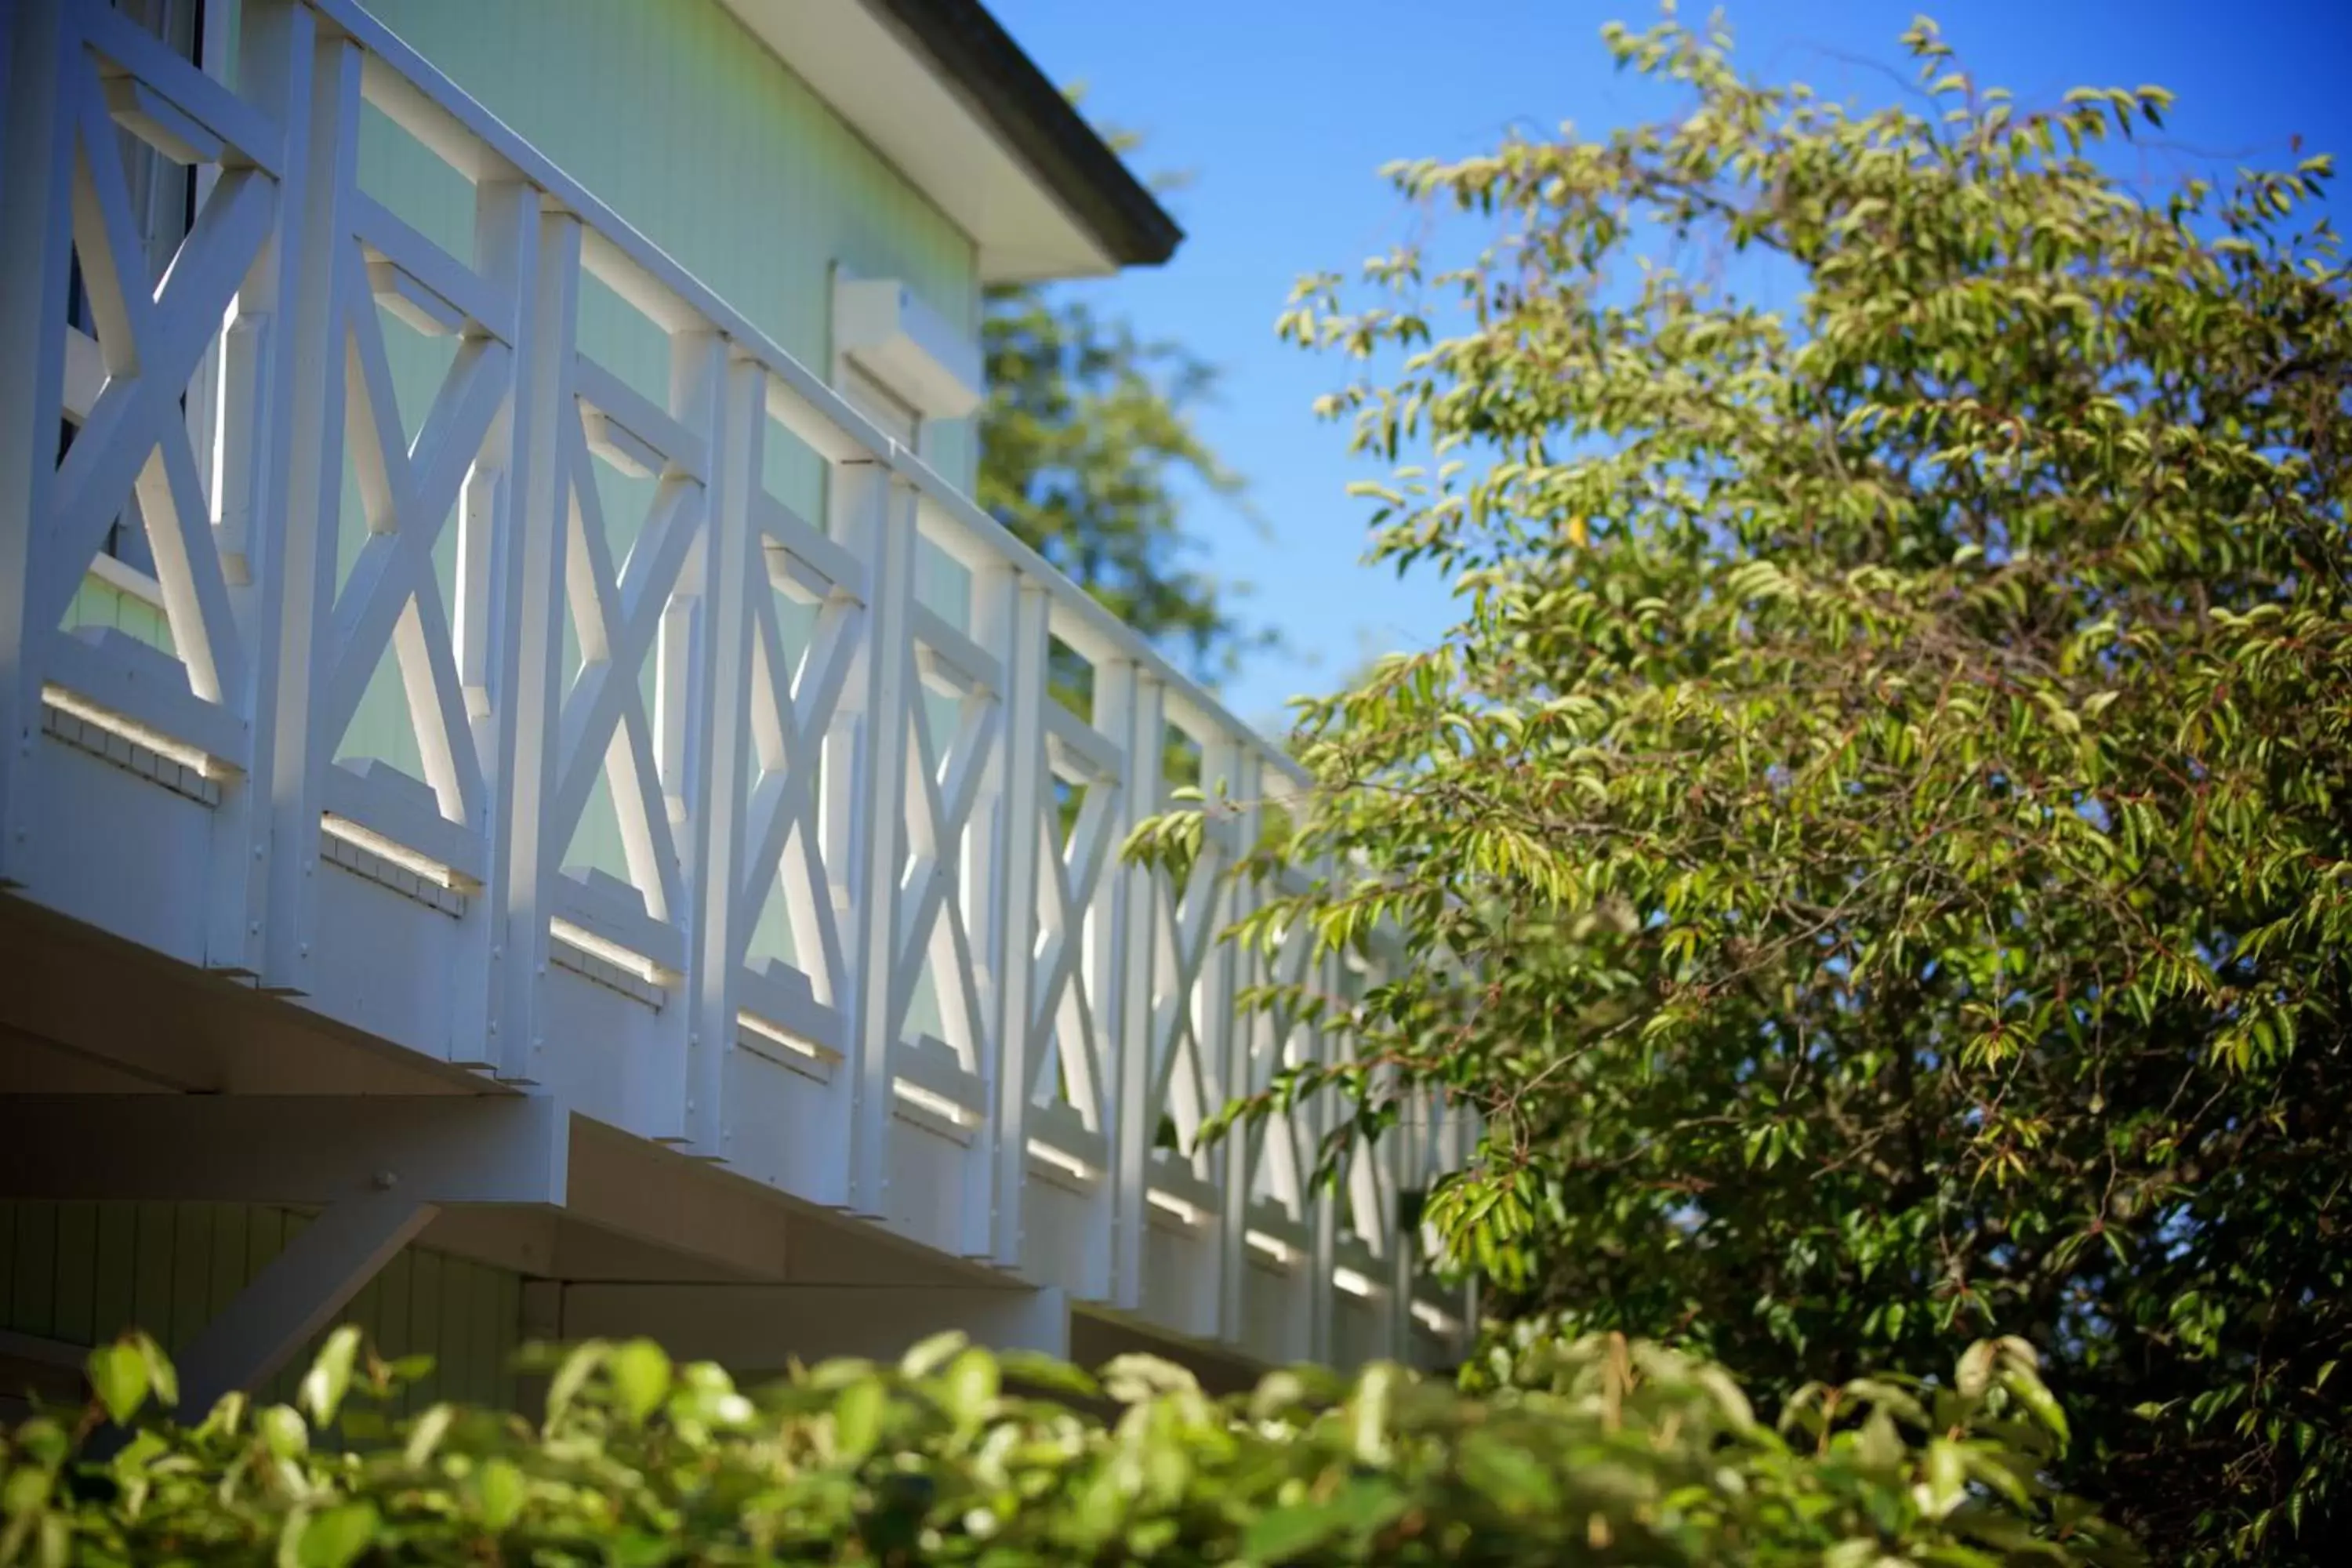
312, 0, 1310, 793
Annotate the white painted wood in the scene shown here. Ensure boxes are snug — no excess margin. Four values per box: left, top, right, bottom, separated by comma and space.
741, 585, 857, 1011
42, 622, 247, 767
79, 0, 282, 177
492, 208, 583, 1081
324, 760, 483, 884
1217, 747, 1265, 1341
681, 337, 760, 1156
1107, 668, 1164, 1310
548, 425, 699, 937
350, 188, 515, 343
891, 654, 1001, 1076
754, 492, 867, 606
321, 322, 508, 756
201, 66, 295, 960
842, 464, 916, 1217
970, 568, 1040, 1264
0, 0, 81, 890
1308, 945, 1342, 1367
833, 275, 985, 419
48, 160, 272, 644
259, 25, 361, 993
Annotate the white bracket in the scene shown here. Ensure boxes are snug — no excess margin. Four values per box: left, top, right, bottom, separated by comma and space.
833, 276, 982, 421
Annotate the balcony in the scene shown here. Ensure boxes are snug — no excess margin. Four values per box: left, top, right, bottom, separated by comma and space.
0, 0, 1469, 1377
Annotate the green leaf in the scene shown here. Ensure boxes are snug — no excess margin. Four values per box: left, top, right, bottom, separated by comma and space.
898, 1330, 967, 1380
295, 1503, 379, 1568
609, 1338, 671, 1423
403, 1402, 456, 1467
996, 1349, 1100, 1401
938, 1346, 999, 1427
1956, 1341, 1998, 1399
477, 1459, 526, 1530
257, 1404, 309, 1461
129, 1333, 177, 1410
833, 1377, 886, 1463
1240, 1503, 1341, 1564
2, 1467, 51, 1519
543, 1341, 606, 1428
299, 1326, 362, 1427
85, 1341, 148, 1426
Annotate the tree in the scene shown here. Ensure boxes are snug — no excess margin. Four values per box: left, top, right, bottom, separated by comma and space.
979, 188, 1266, 687
1152, 13, 2351, 1562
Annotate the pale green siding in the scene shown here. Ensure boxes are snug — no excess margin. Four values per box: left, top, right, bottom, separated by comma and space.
356, 0, 979, 494
0, 1201, 524, 1414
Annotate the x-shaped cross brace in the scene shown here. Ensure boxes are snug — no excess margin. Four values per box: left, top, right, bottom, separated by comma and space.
550, 397, 703, 924
44, 68, 271, 708
735, 550, 861, 1008
891, 664, 1000, 1062
318, 240, 510, 819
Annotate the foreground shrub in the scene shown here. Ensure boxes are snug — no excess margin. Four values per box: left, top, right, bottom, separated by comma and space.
0, 1326, 2133, 1563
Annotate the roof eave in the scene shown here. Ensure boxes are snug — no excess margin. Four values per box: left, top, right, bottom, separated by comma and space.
864, 0, 1183, 271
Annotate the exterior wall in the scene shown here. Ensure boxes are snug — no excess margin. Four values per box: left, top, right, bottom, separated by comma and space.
354, 0, 982, 485
0, 1202, 524, 1414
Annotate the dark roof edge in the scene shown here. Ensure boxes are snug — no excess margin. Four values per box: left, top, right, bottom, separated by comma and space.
866, 0, 1184, 270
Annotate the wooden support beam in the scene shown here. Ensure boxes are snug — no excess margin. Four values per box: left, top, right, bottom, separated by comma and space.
0, 1093, 567, 1205
174, 1185, 435, 1413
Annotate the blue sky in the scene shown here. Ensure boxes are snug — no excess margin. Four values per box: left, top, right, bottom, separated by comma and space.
986, 0, 2352, 728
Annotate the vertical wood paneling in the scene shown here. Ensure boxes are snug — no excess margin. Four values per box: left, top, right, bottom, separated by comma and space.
0, 1198, 529, 1412
7, 1205, 49, 1335
90, 1202, 138, 1342
208, 1205, 249, 1322
405, 1247, 442, 1402
133, 1202, 176, 1345
440, 1256, 477, 1403
374, 1247, 412, 1416
49, 1203, 96, 1344
168, 1204, 213, 1352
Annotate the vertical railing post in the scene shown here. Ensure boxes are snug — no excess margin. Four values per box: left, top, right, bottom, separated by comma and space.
488, 205, 579, 1083
1216, 746, 1264, 1342
1105, 666, 1164, 1310
677, 339, 762, 1159
1306, 938, 1341, 1366
977, 568, 1047, 1268
203, 0, 315, 979
1383, 1037, 1414, 1365
446, 178, 535, 1067
258, 21, 361, 992
1190, 732, 1242, 1326
0, 0, 77, 887
840, 461, 916, 1218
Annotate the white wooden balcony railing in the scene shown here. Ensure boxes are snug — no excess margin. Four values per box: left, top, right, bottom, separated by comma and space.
0, 0, 1472, 1367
